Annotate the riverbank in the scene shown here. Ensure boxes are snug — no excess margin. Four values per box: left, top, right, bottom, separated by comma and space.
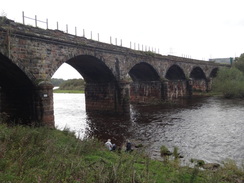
0, 123, 243, 183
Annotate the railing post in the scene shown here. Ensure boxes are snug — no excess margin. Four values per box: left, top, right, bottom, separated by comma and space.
83, 29, 85, 37
35, 15, 37, 27
75, 27, 77, 36
46, 19, 48, 29
66, 24, 68, 33
22, 11, 25, 24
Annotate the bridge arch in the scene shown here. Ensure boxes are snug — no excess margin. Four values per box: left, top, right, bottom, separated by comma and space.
128, 62, 160, 82
190, 67, 206, 79
165, 64, 188, 99
65, 55, 116, 83
128, 62, 161, 103
165, 64, 186, 80
190, 67, 207, 92
53, 54, 129, 113
0, 53, 37, 124
209, 68, 219, 78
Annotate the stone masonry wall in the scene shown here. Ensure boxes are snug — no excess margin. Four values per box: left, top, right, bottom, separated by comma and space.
130, 81, 162, 104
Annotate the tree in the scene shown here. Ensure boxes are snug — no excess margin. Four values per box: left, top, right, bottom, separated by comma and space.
234, 53, 244, 73
212, 67, 244, 98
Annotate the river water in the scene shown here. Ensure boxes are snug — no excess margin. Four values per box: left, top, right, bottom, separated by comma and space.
54, 93, 244, 166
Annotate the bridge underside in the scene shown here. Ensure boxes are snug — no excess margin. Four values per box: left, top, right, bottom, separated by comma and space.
0, 54, 54, 126
67, 55, 129, 114
0, 54, 36, 124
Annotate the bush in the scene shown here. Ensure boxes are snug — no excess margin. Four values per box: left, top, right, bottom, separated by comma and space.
212, 67, 244, 98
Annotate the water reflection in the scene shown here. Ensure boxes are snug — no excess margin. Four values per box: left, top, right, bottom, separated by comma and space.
85, 112, 132, 145
54, 94, 244, 166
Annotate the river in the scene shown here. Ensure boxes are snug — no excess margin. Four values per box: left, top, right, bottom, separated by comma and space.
54, 93, 244, 166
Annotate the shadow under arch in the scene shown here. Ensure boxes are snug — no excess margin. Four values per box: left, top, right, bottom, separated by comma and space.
209, 68, 219, 78
190, 67, 207, 80
0, 53, 36, 124
190, 67, 207, 92
129, 62, 160, 82
66, 55, 116, 83
165, 64, 186, 80
128, 62, 162, 103
165, 64, 188, 99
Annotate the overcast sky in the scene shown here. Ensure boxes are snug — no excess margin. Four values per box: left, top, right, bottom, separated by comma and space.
2, 0, 244, 79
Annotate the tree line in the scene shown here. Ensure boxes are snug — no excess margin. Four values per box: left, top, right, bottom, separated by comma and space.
213, 53, 244, 98
51, 78, 85, 91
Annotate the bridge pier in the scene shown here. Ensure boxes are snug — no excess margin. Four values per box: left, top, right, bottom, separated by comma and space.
35, 81, 54, 127
206, 77, 213, 91
162, 79, 193, 100
85, 81, 130, 114
130, 81, 162, 104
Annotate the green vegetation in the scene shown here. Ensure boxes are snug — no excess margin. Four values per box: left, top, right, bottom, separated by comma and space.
212, 53, 244, 98
52, 78, 85, 93
51, 78, 65, 87
0, 121, 243, 183
54, 90, 84, 94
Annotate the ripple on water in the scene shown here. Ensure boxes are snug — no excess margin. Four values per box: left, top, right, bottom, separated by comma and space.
54, 94, 244, 166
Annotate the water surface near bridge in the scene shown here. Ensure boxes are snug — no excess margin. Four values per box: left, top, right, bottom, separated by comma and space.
54, 93, 244, 166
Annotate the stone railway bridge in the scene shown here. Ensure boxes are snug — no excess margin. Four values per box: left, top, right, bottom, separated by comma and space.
0, 17, 226, 126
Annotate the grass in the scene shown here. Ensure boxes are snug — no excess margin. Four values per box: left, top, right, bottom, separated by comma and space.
53, 89, 84, 93
0, 123, 243, 183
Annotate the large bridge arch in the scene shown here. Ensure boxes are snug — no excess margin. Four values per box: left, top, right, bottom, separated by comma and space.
0, 53, 38, 124
53, 54, 129, 113
128, 62, 162, 103
66, 55, 116, 83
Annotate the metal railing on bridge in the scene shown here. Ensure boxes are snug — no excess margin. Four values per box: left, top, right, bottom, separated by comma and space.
21, 11, 160, 54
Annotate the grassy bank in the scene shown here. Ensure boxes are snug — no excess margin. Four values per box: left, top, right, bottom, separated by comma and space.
0, 124, 243, 183
53, 89, 84, 93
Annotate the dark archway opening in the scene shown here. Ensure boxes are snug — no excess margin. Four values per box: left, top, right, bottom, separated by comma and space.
128, 62, 161, 103
165, 64, 186, 80
210, 68, 219, 78
190, 67, 206, 80
190, 67, 207, 92
0, 53, 35, 124
67, 55, 116, 83
129, 62, 160, 82
165, 65, 187, 99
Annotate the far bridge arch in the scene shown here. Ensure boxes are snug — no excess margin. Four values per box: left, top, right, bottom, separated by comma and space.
128, 62, 162, 104
209, 68, 219, 78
